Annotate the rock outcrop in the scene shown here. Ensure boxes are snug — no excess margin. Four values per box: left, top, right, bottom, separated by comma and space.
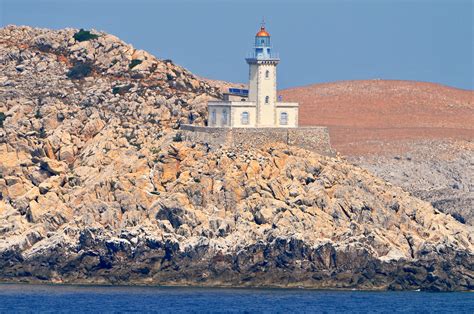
0, 26, 473, 291
351, 140, 474, 226
280, 80, 473, 226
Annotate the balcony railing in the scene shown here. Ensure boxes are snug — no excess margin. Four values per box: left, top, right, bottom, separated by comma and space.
246, 52, 280, 60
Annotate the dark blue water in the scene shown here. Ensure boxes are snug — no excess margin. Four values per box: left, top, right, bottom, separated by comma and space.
0, 284, 472, 313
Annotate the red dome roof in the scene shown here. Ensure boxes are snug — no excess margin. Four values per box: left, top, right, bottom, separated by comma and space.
256, 26, 270, 37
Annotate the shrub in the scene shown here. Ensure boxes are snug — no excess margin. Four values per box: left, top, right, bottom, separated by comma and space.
73, 29, 99, 42
149, 147, 160, 155
67, 62, 93, 79
39, 126, 47, 138
172, 132, 183, 142
129, 59, 142, 69
0, 112, 5, 128
188, 112, 195, 123
35, 108, 42, 119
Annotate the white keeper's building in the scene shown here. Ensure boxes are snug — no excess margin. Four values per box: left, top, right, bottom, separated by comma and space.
207, 24, 299, 128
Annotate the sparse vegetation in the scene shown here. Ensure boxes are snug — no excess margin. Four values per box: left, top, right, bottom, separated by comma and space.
67, 62, 93, 79
34, 108, 42, 119
172, 132, 183, 142
149, 147, 160, 155
0, 112, 6, 128
188, 112, 195, 123
73, 29, 99, 42
39, 126, 47, 138
129, 59, 142, 69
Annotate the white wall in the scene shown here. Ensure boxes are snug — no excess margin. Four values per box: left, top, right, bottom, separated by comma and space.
231, 106, 257, 127
276, 105, 298, 127
208, 104, 231, 127
209, 102, 258, 127
248, 62, 279, 127
248, 64, 258, 102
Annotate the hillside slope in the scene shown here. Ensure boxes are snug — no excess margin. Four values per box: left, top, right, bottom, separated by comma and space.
0, 26, 473, 291
280, 80, 473, 155
281, 81, 473, 226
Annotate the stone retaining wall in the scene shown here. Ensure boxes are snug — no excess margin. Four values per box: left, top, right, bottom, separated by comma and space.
180, 125, 334, 156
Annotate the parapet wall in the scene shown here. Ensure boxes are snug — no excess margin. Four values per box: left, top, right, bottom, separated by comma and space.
180, 125, 334, 156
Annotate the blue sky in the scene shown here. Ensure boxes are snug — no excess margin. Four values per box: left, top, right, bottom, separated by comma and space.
1, 0, 473, 90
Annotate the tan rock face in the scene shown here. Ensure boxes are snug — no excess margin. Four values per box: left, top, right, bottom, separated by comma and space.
24, 187, 40, 201
43, 141, 56, 160
58, 145, 74, 163
82, 119, 105, 139
40, 158, 67, 175
0, 25, 472, 291
6, 182, 26, 198
27, 200, 45, 223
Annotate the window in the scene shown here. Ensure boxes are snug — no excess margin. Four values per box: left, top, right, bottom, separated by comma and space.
280, 112, 288, 125
222, 109, 228, 125
211, 110, 216, 125
265, 70, 270, 79
265, 96, 269, 104
241, 112, 249, 125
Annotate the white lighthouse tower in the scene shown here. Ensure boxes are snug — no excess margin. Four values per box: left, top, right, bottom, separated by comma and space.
207, 23, 298, 128
246, 23, 280, 126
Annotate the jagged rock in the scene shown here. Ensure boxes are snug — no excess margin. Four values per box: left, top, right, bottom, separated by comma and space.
43, 141, 56, 159
24, 186, 40, 201
59, 145, 75, 164
6, 182, 26, 198
351, 140, 474, 226
27, 200, 45, 223
40, 158, 66, 175
82, 119, 105, 139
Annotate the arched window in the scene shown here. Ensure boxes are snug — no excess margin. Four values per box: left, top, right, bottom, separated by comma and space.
280, 112, 288, 125
265, 96, 269, 104
241, 112, 249, 125
265, 70, 270, 79
222, 109, 228, 125
211, 110, 216, 125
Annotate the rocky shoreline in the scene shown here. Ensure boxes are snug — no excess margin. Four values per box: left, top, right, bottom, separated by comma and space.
1, 237, 472, 292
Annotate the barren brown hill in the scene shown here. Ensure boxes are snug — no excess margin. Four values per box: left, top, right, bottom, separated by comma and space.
280, 80, 474, 155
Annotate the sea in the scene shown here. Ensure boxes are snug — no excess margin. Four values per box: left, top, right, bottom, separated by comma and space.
0, 284, 472, 313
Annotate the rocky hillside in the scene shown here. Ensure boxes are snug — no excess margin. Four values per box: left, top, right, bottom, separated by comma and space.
351, 140, 473, 226
0, 26, 473, 291
281, 81, 473, 228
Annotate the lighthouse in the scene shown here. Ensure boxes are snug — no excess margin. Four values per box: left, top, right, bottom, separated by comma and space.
207, 23, 299, 128
246, 24, 280, 126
